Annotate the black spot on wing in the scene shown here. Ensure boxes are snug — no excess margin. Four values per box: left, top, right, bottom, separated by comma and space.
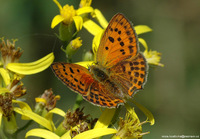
120, 42, 124, 47
69, 67, 74, 73
108, 36, 114, 43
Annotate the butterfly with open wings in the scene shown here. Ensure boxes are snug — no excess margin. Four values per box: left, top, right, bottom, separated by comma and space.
51, 13, 148, 108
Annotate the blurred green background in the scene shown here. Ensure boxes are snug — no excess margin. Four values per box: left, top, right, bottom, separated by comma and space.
1, 0, 200, 138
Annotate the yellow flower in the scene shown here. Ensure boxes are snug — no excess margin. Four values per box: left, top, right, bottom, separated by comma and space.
114, 107, 149, 139
35, 88, 60, 115
25, 107, 99, 138
0, 38, 55, 135
66, 103, 154, 139
24, 99, 154, 139
64, 37, 83, 62
51, 0, 93, 30
25, 108, 117, 139
14, 103, 64, 132
71, 37, 82, 48
139, 38, 164, 67
62, 108, 118, 139
0, 52, 55, 133
0, 81, 59, 135
0, 94, 32, 134
13, 96, 65, 137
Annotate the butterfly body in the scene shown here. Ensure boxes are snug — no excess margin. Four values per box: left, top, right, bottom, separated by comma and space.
51, 13, 148, 108
90, 64, 126, 100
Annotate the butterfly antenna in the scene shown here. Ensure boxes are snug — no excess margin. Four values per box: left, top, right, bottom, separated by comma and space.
52, 36, 58, 53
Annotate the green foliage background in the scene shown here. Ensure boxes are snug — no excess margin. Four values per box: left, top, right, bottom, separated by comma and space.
0, 0, 200, 138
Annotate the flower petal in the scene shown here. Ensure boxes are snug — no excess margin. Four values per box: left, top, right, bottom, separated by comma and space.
138, 38, 148, 50
14, 107, 54, 131
132, 100, 155, 125
12, 100, 32, 111
0, 88, 10, 94
6, 53, 54, 75
12, 100, 32, 120
83, 19, 103, 36
92, 30, 104, 58
143, 50, 164, 67
76, 6, 93, 15
51, 15, 65, 29
72, 128, 117, 139
25, 128, 60, 139
45, 108, 65, 119
0, 109, 2, 127
73, 16, 83, 31
0, 68, 10, 86
53, 0, 62, 11
75, 61, 94, 68
139, 38, 164, 67
79, 0, 92, 7
94, 108, 116, 129
135, 25, 152, 35
35, 98, 46, 104
93, 9, 108, 29
44, 108, 65, 134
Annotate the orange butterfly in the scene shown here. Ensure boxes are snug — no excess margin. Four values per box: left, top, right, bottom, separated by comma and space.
51, 13, 148, 108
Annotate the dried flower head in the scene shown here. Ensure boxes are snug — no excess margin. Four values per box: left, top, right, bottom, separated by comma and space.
63, 108, 89, 130
0, 38, 23, 68
70, 121, 89, 138
0, 93, 14, 117
7, 79, 26, 98
37, 88, 60, 112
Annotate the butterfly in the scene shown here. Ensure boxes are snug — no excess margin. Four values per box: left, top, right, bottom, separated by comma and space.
51, 13, 148, 108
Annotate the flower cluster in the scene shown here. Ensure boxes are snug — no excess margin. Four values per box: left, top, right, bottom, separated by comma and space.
0, 0, 163, 138
0, 38, 54, 136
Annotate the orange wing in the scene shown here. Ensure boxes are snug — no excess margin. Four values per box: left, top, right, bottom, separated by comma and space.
51, 63, 124, 108
110, 53, 148, 97
96, 13, 139, 67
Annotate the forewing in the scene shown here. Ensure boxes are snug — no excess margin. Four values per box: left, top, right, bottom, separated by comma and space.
96, 13, 139, 67
51, 62, 124, 108
51, 63, 93, 96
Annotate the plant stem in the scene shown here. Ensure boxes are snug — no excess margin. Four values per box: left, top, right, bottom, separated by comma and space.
15, 120, 33, 135
73, 94, 83, 111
